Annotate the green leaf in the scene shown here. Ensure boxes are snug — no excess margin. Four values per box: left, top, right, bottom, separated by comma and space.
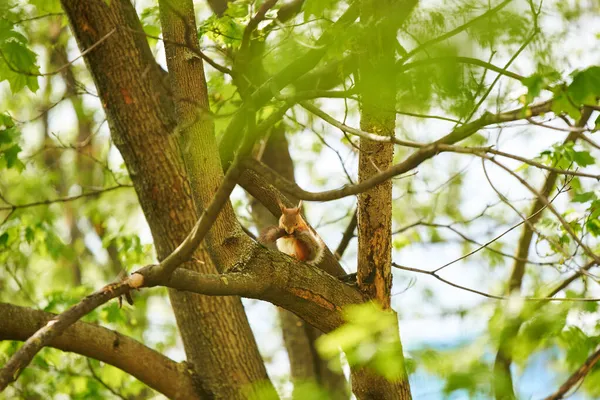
522, 73, 545, 102
0, 21, 40, 93
572, 192, 597, 203
0, 113, 13, 128
568, 66, 600, 106
1, 144, 24, 170
551, 90, 581, 119
571, 150, 595, 167
0, 232, 8, 247
0, 126, 19, 144
25, 227, 34, 244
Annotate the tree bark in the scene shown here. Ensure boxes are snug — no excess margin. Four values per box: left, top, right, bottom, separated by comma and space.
352, 0, 411, 398
60, 0, 270, 397
0, 303, 200, 400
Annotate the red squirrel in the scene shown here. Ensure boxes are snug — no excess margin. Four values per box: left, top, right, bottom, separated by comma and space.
258, 200, 325, 265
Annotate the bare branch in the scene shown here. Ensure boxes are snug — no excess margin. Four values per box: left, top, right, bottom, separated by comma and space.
11, 12, 65, 23
397, 220, 558, 267
431, 193, 555, 274
243, 131, 597, 203
526, 117, 590, 133
392, 263, 600, 302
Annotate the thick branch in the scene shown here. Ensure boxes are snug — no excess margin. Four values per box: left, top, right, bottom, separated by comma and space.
140, 248, 364, 333
0, 283, 131, 391
0, 303, 199, 400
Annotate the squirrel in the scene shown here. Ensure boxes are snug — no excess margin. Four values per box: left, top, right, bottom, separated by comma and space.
258, 200, 325, 266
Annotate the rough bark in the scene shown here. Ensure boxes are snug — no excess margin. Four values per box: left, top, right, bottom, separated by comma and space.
59, 0, 270, 397
0, 303, 199, 400
249, 128, 349, 398
352, 0, 411, 398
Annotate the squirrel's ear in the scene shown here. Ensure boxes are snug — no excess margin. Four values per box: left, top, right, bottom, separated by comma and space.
277, 199, 286, 212
296, 200, 303, 211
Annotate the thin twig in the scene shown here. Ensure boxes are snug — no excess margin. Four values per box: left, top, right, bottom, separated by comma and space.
526, 117, 589, 133
11, 12, 65, 23
431, 196, 553, 273
399, 56, 526, 82
392, 263, 600, 302
86, 359, 130, 400
0, 185, 133, 211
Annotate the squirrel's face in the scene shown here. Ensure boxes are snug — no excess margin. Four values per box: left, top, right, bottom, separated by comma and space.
279, 208, 301, 234
278, 200, 303, 234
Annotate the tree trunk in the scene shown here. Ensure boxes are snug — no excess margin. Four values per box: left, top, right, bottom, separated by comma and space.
157, 0, 274, 396
60, 0, 271, 397
352, 0, 411, 398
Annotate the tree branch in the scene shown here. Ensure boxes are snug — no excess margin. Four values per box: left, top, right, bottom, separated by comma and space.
0, 185, 132, 211
399, 56, 526, 82
0, 283, 132, 391
154, 248, 364, 333
335, 210, 357, 259
392, 263, 600, 302
0, 303, 199, 399
544, 347, 600, 400
240, 0, 278, 52
218, 2, 361, 166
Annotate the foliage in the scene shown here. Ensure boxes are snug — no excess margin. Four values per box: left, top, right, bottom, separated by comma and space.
317, 303, 406, 381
